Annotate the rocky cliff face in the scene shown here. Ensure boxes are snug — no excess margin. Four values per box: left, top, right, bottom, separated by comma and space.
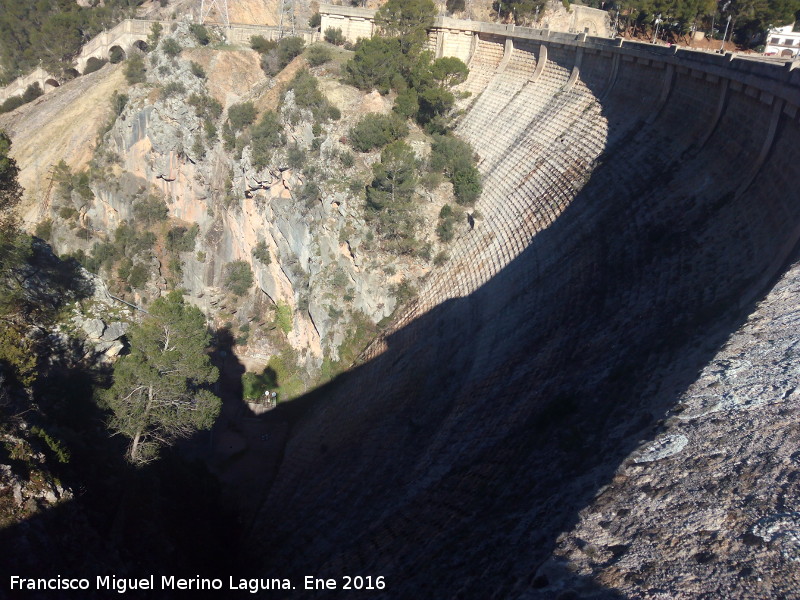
29, 24, 444, 382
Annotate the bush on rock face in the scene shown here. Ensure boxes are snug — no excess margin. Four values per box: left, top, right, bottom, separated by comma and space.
224, 260, 254, 296
250, 110, 284, 170
348, 113, 409, 153
227, 102, 257, 131
161, 37, 182, 58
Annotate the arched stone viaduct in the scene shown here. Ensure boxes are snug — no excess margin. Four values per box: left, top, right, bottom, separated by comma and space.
0, 19, 316, 104
73, 19, 170, 74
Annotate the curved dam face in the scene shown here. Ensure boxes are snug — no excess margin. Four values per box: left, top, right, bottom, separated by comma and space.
253, 32, 800, 598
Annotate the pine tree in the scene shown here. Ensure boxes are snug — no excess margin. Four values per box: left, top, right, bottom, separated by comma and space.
374, 0, 437, 55
0, 129, 31, 317
0, 130, 22, 243
105, 291, 221, 463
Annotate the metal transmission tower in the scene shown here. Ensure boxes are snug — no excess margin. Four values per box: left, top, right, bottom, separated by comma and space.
199, 0, 230, 28
278, 0, 296, 38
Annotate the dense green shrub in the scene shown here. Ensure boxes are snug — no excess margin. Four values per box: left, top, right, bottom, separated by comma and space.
287, 70, 324, 109
166, 224, 199, 253
83, 56, 107, 74
162, 81, 186, 98
115, 224, 157, 258
256, 37, 304, 76
277, 36, 305, 68
430, 134, 482, 205
222, 121, 236, 151
35, 219, 53, 241
250, 110, 284, 169
451, 164, 482, 205
374, 0, 436, 54
324, 27, 345, 45
224, 260, 254, 296
344, 36, 403, 93
250, 35, 277, 53
58, 206, 78, 220
340, 151, 355, 168
298, 181, 320, 208
124, 53, 146, 84
252, 241, 271, 264
365, 141, 420, 253
189, 24, 210, 45
109, 46, 125, 64
446, 0, 466, 11
190, 61, 206, 78
394, 88, 419, 119
436, 204, 462, 242
391, 279, 418, 305
111, 91, 128, 116
308, 12, 322, 28
242, 368, 278, 400
188, 93, 223, 120
161, 37, 182, 58
306, 44, 332, 67
31, 426, 71, 464
147, 22, 163, 49
433, 250, 449, 266
287, 145, 305, 169
127, 263, 150, 289
0, 96, 26, 114
227, 101, 257, 131
203, 120, 217, 142
132, 194, 168, 225
285, 69, 338, 124
22, 82, 43, 103
349, 113, 409, 153
429, 56, 469, 88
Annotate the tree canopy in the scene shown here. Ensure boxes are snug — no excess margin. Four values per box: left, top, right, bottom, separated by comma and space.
374, 0, 437, 55
608, 0, 799, 42
0, 130, 22, 240
104, 291, 220, 463
344, 9, 470, 133
0, 0, 144, 81
0, 130, 29, 317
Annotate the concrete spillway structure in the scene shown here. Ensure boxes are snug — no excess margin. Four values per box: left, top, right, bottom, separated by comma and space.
252, 13, 800, 600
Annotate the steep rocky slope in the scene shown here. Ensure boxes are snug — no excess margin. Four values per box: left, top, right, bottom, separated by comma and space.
549, 257, 800, 597
2, 25, 450, 390
0, 66, 125, 224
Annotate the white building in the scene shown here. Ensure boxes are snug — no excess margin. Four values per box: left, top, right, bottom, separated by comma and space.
765, 23, 800, 58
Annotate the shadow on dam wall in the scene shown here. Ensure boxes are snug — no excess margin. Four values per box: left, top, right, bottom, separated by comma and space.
2, 42, 800, 600
248, 54, 800, 598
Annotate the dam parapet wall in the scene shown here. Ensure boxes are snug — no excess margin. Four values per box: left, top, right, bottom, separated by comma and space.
317, 4, 800, 109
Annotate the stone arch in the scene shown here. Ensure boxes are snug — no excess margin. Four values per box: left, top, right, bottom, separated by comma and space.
43, 78, 60, 92
132, 39, 149, 53
83, 56, 107, 75
781, 48, 793, 57
109, 45, 126, 64
63, 68, 80, 80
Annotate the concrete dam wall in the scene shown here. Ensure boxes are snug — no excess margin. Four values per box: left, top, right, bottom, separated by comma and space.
250, 28, 800, 599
